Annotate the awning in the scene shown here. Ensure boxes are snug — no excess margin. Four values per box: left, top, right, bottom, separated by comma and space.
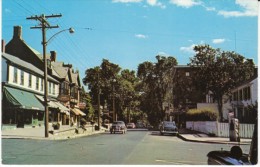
52, 101, 70, 115
3, 87, 44, 111
35, 95, 69, 115
71, 107, 86, 116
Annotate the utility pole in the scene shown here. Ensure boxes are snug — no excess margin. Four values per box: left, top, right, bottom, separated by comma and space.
97, 71, 101, 130
27, 14, 62, 138
112, 80, 116, 122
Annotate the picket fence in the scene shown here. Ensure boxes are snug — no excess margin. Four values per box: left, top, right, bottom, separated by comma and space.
186, 121, 254, 138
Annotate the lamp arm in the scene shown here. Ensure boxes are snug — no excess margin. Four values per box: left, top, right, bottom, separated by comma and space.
46, 28, 74, 44
46, 29, 68, 44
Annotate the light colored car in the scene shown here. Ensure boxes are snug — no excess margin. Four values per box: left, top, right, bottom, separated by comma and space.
126, 123, 135, 128
110, 121, 127, 134
160, 121, 178, 136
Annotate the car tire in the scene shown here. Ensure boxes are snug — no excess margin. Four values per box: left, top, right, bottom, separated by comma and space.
160, 132, 164, 135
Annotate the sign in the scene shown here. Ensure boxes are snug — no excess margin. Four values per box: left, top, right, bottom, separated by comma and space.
57, 95, 70, 102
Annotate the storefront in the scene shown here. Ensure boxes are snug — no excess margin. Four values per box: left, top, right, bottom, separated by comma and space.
70, 106, 86, 127
2, 86, 45, 129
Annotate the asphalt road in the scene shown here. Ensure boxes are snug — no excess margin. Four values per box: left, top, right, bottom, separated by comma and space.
2, 129, 250, 165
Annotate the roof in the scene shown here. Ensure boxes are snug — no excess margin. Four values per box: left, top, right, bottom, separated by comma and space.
2, 52, 58, 83
51, 61, 71, 80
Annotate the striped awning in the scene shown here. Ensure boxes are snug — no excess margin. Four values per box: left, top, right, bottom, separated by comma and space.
3, 87, 44, 111
71, 107, 86, 116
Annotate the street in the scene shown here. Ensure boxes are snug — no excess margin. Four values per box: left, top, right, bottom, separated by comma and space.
2, 129, 250, 165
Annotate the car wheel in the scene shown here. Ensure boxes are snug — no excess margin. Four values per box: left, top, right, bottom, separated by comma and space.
160, 132, 164, 135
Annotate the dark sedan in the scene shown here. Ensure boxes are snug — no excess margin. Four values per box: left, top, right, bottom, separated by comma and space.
160, 121, 178, 136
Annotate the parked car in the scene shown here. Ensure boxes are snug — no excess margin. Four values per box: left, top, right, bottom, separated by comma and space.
136, 122, 145, 128
160, 121, 178, 136
110, 121, 127, 134
126, 123, 135, 129
207, 119, 257, 165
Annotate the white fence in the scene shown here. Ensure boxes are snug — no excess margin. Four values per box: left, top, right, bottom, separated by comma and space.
186, 121, 254, 138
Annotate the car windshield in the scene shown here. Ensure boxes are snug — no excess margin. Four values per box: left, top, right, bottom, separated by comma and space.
164, 122, 175, 127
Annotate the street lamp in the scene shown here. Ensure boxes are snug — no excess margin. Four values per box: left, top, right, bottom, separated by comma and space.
42, 28, 74, 137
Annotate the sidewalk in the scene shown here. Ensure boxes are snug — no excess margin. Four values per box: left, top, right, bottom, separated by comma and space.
177, 128, 252, 145
1, 125, 106, 140
2, 127, 252, 145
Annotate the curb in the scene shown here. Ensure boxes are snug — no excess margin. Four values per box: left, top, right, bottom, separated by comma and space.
177, 134, 251, 145
2, 130, 106, 140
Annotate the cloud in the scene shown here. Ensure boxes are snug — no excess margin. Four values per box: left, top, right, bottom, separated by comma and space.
135, 34, 148, 39
212, 38, 226, 44
112, 0, 165, 8
180, 44, 196, 54
146, 0, 166, 9
112, 0, 142, 3
169, 0, 202, 8
218, 0, 258, 17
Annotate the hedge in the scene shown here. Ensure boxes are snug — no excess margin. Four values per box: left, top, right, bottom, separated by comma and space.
186, 108, 218, 121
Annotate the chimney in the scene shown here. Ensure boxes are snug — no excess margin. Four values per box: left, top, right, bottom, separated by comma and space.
1, 39, 5, 53
50, 51, 57, 62
13, 26, 22, 39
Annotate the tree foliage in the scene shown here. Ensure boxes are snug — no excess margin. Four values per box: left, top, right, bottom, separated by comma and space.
82, 59, 140, 123
137, 55, 178, 126
189, 45, 255, 121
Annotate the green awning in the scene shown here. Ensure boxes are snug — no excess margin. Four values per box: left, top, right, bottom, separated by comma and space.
3, 87, 44, 111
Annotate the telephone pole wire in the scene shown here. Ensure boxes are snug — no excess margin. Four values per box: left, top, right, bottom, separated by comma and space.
27, 14, 62, 138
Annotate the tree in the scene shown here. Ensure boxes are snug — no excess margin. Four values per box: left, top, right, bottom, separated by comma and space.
189, 44, 255, 121
137, 55, 178, 126
83, 59, 140, 122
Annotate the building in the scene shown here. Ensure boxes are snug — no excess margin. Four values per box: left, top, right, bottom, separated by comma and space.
1, 52, 70, 129
230, 77, 258, 123
2, 25, 86, 129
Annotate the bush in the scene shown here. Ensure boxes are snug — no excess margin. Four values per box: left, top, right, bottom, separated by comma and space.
186, 108, 218, 121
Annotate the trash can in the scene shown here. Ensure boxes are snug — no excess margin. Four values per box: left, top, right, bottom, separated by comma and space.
229, 118, 240, 142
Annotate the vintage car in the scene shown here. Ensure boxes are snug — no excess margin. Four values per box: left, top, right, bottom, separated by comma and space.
110, 121, 127, 134
207, 119, 257, 165
160, 121, 178, 136
126, 123, 135, 129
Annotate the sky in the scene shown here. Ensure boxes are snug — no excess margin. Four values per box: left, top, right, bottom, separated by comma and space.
1, 0, 258, 82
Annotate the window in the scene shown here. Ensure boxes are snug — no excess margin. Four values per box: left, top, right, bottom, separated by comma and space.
52, 83, 55, 95
28, 74, 32, 87
20, 71, 24, 85
185, 72, 190, 77
49, 82, 52, 94
239, 89, 243, 101
36, 77, 39, 90
60, 82, 69, 95
13, 67, 18, 83
233, 91, 238, 101
243, 86, 251, 100
40, 78, 43, 91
